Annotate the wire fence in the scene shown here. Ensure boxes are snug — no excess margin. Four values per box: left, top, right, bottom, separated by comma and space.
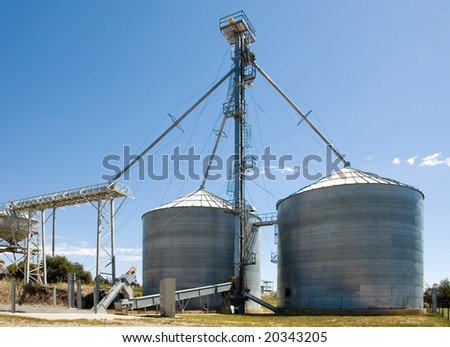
436, 301, 450, 322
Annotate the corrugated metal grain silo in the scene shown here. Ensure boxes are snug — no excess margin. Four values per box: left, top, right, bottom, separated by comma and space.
142, 189, 261, 310
243, 211, 262, 312
276, 167, 424, 314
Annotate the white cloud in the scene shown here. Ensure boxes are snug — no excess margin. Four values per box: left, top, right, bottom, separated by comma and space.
392, 157, 402, 165
117, 255, 142, 262
261, 165, 300, 175
55, 244, 142, 260
391, 153, 450, 167
420, 152, 442, 166
56, 243, 95, 256
276, 166, 297, 174
117, 247, 142, 254
406, 156, 418, 166
419, 152, 450, 167
116, 248, 142, 262
366, 154, 378, 160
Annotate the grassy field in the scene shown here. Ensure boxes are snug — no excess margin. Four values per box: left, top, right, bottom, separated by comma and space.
1, 312, 449, 327
1, 281, 449, 327
176, 312, 450, 327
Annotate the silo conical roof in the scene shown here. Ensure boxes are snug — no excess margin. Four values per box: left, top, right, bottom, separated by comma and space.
152, 189, 233, 211
278, 166, 424, 208
299, 167, 423, 193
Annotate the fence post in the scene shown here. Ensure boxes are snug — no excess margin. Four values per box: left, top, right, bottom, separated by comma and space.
68, 273, 76, 308
77, 280, 82, 310
431, 288, 437, 313
53, 287, 57, 307
11, 278, 16, 314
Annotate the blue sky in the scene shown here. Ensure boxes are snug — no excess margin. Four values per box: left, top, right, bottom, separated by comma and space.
1, 0, 449, 289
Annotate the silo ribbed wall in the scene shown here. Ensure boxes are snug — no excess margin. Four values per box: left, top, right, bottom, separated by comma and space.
277, 183, 424, 313
244, 214, 262, 312
143, 206, 236, 309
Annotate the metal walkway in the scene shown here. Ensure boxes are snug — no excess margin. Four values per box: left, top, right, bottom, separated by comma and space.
254, 212, 278, 227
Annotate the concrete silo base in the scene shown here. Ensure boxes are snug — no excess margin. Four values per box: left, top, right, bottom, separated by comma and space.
280, 308, 426, 316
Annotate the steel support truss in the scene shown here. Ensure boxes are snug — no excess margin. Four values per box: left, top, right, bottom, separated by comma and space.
1, 182, 131, 287
93, 198, 117, 310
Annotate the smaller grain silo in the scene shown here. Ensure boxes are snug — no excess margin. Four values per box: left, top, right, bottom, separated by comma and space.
142, 189, 261, 310
142, 189, 235, 309
276, 167, 424, 314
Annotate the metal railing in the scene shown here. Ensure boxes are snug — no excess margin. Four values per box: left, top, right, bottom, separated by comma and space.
256, 212, 277, 223
219, 11, 256, 43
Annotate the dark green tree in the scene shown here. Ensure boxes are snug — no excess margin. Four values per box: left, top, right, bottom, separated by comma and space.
437, 279, 450, 306
70, 261, 93, 284
6, 263, 20, 279
6, 261, 37, 280
46, 256, 93, 284
424, 278, 450, 307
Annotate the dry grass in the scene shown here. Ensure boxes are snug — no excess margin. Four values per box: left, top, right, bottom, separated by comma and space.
0, 279, 95, 307
0, 279, 11, 304
168, 312, 450, 327
1, 312, 449, 327
1, 281, 449, 327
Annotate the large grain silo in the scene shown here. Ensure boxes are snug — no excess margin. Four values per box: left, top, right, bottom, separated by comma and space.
276, 167, 424, 314
142, 189, 261, 310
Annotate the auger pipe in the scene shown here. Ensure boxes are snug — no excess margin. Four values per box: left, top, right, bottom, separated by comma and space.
254, 63, 350, 167
110, 69, 234, 183
200, 88, 235, 190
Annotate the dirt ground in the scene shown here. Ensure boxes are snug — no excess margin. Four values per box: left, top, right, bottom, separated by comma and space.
1, 310, 449, 327
1, 281, 449, 327
0, 279, 95, 307
0, 311, 169, 327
